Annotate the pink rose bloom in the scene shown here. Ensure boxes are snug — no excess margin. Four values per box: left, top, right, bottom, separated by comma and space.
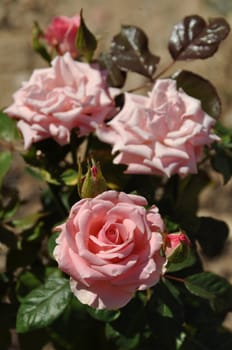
44, 15, 80, 58
54, 191, 165, 309
96, 79, 219, 177
5, 53, 116, 149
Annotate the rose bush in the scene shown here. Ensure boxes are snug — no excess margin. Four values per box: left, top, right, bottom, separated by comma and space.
2, 11, 232, 349
44, 15, 80, 58
96, 79, 219, 177
5, 53, 116, 149
54, 190, 165, 309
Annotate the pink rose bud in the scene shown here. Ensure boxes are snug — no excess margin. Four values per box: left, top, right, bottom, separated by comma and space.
78, 159, 107, 198
165, 232, 191, 263
44, 15, 81, 58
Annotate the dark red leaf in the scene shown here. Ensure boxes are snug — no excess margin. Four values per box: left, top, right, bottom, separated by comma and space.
168, 15, 230, 60
173, 70, 221, 119
99, 53, 127, 88
110, 25, 160, 78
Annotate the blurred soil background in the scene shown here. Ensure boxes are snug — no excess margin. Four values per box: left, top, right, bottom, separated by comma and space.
1, 0, 232, 341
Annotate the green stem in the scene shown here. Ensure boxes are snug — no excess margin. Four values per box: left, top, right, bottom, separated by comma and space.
70, 130, 78, 170
152, 60, 175, 80
163, 274, 185, 283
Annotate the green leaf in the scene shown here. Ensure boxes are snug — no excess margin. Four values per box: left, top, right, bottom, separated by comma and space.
173, 70, 221, 119
146, 282, 183, 349
105, 323, 140, 350
168, 15, 230, 60
180, 327, 232, 350
0, 151, 12, 188
110, 298, 145, 339
87, 308, 120, 322
110, 25, 160, 78
211, 144, 232, 184
185, 272, 232, 311
76, 9, 97, 62
60, 168, 78, 186
51, 296, 103, 350
149, 280, 183, 324
26, 165, 60, 185
16, 271, 41, 302
158, 173, 210, 228
166, 250, 197, 272
47, 232, 60, 258
0, 111, 20, 142
177, 173, 209, 216
16, 275, 72, 333
12, 213, 45, 232
0, 188, 19, 220
214, 122, 232, 142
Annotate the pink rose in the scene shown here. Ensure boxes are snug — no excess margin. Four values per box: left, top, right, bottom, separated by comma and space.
54, 190, 165, 309
5, 53, 116, 149
44, 15, 80, 58
96, 79, 219, 177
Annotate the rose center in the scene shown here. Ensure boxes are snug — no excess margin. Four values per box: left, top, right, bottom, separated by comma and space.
105, 225, 122, 244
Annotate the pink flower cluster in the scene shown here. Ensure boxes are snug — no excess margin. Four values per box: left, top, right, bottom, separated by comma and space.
44, 15, 80, 58
5, 53, 116, 149
54, 191, 165, 309
96, 79, 219, 177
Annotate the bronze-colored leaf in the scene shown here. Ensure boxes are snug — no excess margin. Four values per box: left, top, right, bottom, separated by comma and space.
173, 70, 221, 119
99, 53, 127, 88
110, 25, 160, 78
168, 15, 230, 60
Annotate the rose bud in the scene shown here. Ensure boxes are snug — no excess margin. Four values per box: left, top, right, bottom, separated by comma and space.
165, 231, 191, 263
44, 15, 81, 58
78, 159, 107, 198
